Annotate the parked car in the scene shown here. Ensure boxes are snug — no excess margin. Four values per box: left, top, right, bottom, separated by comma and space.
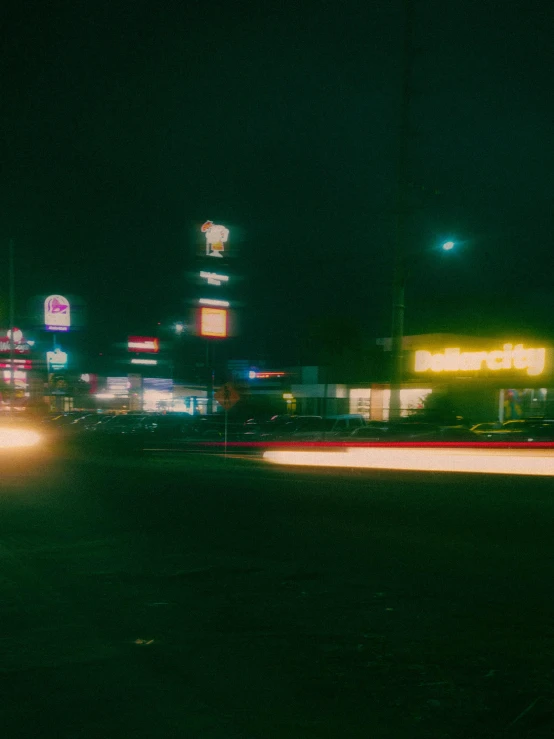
41, 412, 97, 437
471, 422, 503, 433
350, 421, 440, 441
519, 423, 554, 441
255, 415, 324, 441
42, 411, 90, 427
75, 413, 119, 432
73, 413, 156, 454
153, 414, 253, 443
143, 414, 205, 444
479, 418, 554, 441
86, 413, 153, 438
411, 425, 482, 442
288, 414, 366, 441
350, 422, 481, 442
253, 414, 366, 442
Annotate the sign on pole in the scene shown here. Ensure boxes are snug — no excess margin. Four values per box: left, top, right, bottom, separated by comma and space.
201, 221, 229, 258
44, 295, 71, 331
127, 337, 159, 353
46, 348, 68, 372
214, 383, 240, 411
214, 383, 239, 457
199, 307, 228, 338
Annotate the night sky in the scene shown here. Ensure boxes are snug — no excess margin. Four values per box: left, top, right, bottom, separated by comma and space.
2, 0, 553, 366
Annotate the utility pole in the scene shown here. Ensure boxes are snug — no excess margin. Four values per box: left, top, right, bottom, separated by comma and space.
8, 239, 15, 414
206, 341, 214, 414
389, 0, 415, 420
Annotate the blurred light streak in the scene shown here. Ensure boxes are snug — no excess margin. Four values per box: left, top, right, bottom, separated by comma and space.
262, 446, 554, 476
199, 298, 230, 307
0, 428, 41, 448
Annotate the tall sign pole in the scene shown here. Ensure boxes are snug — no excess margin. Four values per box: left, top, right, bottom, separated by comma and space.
198, 221, 231, 415
389, 0, 414, 420
9, 239, 15, 414
206, 341, 213, 414
44, 294, 71, 412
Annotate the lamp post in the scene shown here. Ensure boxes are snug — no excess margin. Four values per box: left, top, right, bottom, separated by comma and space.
389, 240, 457, 420
389, 0, 414, 420
8, 239, 15, 414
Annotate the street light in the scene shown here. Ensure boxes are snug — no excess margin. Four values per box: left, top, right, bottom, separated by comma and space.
389, 240, 457, 420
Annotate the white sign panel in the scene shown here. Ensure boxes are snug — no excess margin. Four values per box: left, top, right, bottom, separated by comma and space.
199, 298, 230, 307
44, 295, 71, 331
131, 358, 157, 366
199, 270, 229, 286
46, 348, 68, 371
201, 221, 229, 258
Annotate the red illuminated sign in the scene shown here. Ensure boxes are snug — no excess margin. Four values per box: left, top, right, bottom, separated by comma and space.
127, 336, 159, 353
0, 359, 32, 370
0, 328, 31, 354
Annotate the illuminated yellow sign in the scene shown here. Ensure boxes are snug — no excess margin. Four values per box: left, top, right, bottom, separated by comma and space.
414, 344, 546, 377
200, 307, 227, 338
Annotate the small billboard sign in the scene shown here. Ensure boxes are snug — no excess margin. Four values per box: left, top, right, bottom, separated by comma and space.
0, 328, 31, 354
201, 221, 229, 258
44, 295, 71, 332
199, 307, 228, 338
46, 348, 68, 372
127, 337, 159, 353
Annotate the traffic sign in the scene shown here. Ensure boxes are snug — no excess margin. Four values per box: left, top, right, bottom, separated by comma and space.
214, 383, 240, 410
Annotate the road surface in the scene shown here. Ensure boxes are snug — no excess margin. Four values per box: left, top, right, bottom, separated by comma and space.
1, 450, 554, 738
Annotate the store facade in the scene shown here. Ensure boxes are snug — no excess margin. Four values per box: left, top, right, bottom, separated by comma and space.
349, 334, 554, 423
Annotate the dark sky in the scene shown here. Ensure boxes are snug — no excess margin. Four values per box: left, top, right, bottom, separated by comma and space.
2, 0, 553, 364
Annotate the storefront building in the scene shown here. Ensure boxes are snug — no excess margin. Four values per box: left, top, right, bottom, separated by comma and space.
348, 334, 554, 423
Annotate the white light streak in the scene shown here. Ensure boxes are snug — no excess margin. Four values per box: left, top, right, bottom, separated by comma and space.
263, 447, 554, 477
130, 358, 157, 366
199, 298, 230, 307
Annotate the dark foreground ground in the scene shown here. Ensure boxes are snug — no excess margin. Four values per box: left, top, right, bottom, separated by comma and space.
1, 449, 554, 738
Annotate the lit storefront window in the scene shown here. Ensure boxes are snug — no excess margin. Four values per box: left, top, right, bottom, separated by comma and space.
382, 388, 432, 420
349, 387, 432, 420
502, 388, 548, 420
349, 389, 371, 418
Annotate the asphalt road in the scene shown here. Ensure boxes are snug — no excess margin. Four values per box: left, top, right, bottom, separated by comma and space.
1, 450, 554, 738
